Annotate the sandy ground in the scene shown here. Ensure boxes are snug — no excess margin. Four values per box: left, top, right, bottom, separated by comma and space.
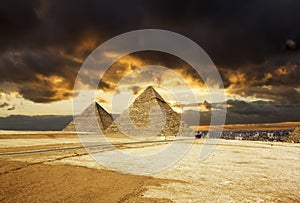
0, 131, 299, 202
0, 160, 173, 203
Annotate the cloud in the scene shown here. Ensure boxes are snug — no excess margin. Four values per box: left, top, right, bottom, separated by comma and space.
98, 51, 205, 94
2, 0, 300, 67
128, 86, 140, 95
285, 39, 297, 50
182, 99, 300, 125
97, 97, 108, 104
1, 0, 300, 112
17, 74, 75, 103
0, 102, 9, 108
222, 60, 300, 103
0, 50, 79, 102
226, 100, 300, 124
228, 86, 300, 104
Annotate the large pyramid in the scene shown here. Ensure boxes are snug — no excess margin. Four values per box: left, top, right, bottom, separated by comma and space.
105, 86, 194, 137
286, 124, 300, 143
63, 102, 113, 133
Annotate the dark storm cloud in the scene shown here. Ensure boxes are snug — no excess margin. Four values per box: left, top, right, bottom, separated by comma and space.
182, 100, 300, 125
229, 86, 300, 104
225, 100, 300, 124
1, 0, 300, 67
98, 51, 203, 92
0, 0, 300, 124
0, 50, 79, 83
0, 0, 146, 103
0, 49, 79, 102
221, 58, 300, 103
0, 0, 144, 52
141, 0, 300, 66
140, 0, 300, 106
0, 0, 41, 52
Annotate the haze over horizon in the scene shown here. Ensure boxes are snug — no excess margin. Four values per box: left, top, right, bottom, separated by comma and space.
1, 0, 300, 129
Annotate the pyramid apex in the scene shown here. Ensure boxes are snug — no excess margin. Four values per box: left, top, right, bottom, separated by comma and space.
143, 86, 156, 93
139, 85, 165, 101
62, 100, 113, 132
86, 101, 100, 109
144, 85, 159, 94
146, 85, 155, 89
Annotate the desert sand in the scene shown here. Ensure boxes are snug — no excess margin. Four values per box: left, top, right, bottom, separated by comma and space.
0, 131, 299, 202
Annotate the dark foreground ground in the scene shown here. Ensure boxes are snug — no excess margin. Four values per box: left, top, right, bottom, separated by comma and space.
0, 159, 174, 203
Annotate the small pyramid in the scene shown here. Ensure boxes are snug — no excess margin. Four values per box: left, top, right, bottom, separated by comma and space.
105, 86, 194, 137
286, 124, 300, 143
63, 102, 113, 133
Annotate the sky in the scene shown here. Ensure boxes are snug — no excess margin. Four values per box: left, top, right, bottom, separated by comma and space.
0, 0, 300, 128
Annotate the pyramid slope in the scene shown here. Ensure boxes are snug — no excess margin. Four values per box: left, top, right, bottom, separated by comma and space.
63, 102, 113, 132
286, 124, 300, 143
105, 86, 194, 137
